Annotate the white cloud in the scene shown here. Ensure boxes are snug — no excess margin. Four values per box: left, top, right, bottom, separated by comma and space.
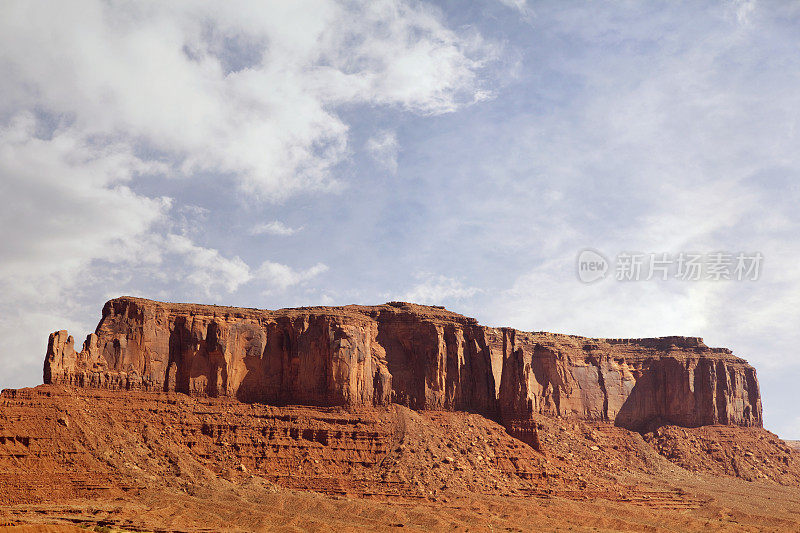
732, 0, 757, 25
256, 261, 329, 291
0, 112, 168, 387
401, 274, 480, 305
318, 293, 336, 306
95, 232, 329, 297
490, 253, 724, 338
497, 0, 533, 17
250, 220, 302, 236
148, 234, 328, 295
0, 0, 496, 388
0, 0, 496, 199
0, 113, 170, 302
366, 130, 400, 174
162, 234, 252, 294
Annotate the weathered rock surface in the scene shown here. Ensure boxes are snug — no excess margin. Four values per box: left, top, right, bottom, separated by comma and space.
45, 297, 762, 430
1, 386, 797, 531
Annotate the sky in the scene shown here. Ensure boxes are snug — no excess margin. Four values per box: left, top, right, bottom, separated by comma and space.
1, 0, 799, 438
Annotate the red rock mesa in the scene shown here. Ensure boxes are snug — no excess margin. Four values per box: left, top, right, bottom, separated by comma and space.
45, 297, 762, 430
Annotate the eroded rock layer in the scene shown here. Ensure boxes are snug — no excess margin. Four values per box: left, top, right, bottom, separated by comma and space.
45, 297, 762, 430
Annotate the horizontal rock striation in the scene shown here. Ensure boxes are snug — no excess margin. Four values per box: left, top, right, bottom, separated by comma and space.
45, 297, 762, 430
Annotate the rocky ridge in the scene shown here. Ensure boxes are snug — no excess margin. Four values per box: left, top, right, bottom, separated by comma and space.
45, 297, 762, 431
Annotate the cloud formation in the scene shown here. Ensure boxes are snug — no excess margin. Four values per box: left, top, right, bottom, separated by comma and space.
256, 262, 330, 292
0, 113, 169, 302
250, 221, 302, 237
0, 0, 495, 198
366, 131, 400, 174
0, 0, 495, 387
401, 274, 480, 305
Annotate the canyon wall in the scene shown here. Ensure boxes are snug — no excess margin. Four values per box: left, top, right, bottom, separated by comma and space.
44, 297, 762, 430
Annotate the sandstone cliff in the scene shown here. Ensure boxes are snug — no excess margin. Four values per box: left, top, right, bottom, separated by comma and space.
44, 297, 762, 430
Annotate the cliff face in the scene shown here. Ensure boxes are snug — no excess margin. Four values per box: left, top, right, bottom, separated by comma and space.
45, 297, 762, 430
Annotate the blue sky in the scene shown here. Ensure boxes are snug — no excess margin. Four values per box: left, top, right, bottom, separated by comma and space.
1, 0, 799, 438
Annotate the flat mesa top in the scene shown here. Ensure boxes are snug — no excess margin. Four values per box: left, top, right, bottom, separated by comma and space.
107, 295, 475, 322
